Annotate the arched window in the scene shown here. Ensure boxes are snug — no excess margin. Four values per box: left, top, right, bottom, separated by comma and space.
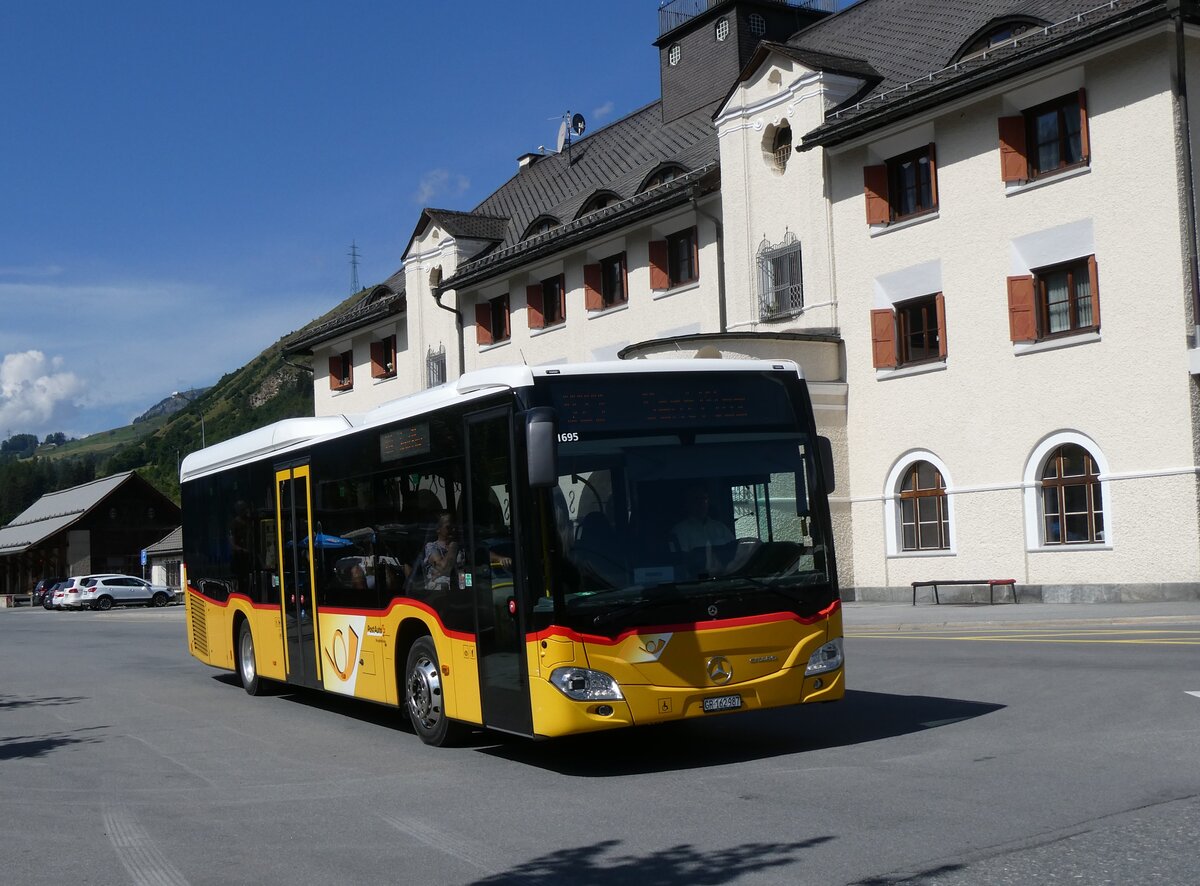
954, 17, 1041, 62
898, 461, 948, 551
640, 164, 687, 192
668, 43, 681, 66
522, 216, 560, 240
1040, 444, 1104, 544
715, 18, 729, 42
748, 13, 766, 37
577, 191, 620, 218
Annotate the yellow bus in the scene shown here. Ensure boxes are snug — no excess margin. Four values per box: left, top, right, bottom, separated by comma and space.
181, 359, 844, 745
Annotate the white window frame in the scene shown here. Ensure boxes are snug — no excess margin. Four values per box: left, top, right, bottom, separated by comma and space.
884, 451, 957, 558
1023, 431, 1113, 551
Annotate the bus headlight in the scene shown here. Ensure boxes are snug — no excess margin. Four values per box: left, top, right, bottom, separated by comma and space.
549, 667, 624, 701
804, 638, 843, 676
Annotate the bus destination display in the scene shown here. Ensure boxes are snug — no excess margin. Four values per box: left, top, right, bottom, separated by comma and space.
380, 423, 431, 462
552, 377, 789, 432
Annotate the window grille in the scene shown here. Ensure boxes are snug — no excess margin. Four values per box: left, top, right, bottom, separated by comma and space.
757, 232, 803, 320
426, 345, 446, 388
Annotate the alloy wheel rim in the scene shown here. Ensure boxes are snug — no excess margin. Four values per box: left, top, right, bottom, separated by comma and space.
240, 632, 255, 683
408, 655, 441, 729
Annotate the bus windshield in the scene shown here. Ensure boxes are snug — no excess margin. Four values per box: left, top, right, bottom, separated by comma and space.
538, 373, 833, 632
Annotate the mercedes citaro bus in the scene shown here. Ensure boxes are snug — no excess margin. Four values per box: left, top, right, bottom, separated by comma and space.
180, 359, 844, 745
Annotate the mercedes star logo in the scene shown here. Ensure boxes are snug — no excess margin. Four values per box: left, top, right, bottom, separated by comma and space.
706, 656, 733, 685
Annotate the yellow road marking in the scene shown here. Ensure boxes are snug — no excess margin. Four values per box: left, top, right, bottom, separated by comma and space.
845, 629, 1200, 645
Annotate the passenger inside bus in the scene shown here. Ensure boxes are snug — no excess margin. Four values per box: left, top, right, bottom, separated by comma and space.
670, 485, 735, 575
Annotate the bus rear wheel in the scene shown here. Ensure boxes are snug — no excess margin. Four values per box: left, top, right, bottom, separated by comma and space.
237, 620, 265, 696
404, 637, 460, 747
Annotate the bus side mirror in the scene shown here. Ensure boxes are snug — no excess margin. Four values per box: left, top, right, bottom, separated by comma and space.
817, 436, 835, 493
526, 408, 558, 488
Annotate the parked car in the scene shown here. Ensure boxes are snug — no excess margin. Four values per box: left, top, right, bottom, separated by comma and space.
41, 580, 66, 610
79, 575, 175, 610
58, 574, 123, 610
31, 577, 66, 607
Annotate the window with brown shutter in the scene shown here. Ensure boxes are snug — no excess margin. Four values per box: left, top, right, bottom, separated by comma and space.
1009, 256, 1099, 343
541, 274, 565, 326
666, 227, 698, 288
1007, 275, 1037, 342
370, 335, 396, 379
998, 116, 1028, 183
329, 349, 353, 391
1000, 89, 1090, 184
895, 293, 945, 365
584, 263, 603, 311
649, 240, 669, 290
602, 253, 627, 308
863, 165, 889, 225
865, 144, 938, 225
475, 303, 494, 346
1034, 256, 1098, 338
477, 294, 510, 346
527, 283, 544, 330
870, 308, 897, 369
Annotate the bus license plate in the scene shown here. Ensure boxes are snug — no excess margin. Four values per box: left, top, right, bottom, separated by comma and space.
702, 694, 742, 713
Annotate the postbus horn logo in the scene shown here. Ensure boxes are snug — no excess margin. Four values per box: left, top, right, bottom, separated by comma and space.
324, 625, 360, 682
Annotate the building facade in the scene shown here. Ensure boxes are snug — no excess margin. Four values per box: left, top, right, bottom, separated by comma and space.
286, 0, 1200, 601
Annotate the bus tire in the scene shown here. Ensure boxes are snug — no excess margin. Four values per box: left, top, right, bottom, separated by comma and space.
237, 620, 265, 696
404, 637, 460, 746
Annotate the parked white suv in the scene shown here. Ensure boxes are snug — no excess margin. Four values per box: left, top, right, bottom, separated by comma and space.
58, 574, 123, 610
80, 575, 175, 610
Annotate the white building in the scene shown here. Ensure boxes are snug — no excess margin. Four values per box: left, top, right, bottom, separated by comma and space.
286, 0, 1200, 601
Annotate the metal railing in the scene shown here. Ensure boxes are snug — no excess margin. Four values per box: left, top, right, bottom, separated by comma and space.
658, 0, 839, 36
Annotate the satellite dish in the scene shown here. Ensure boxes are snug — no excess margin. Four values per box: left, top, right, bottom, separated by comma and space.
556, 119, 568, 153
571, 113, 586, 137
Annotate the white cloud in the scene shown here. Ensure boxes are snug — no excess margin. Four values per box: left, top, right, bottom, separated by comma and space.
0, 350, 85, 437
0, 277, 333, 437
592, 101, 615, 121
414, 169, 470, 205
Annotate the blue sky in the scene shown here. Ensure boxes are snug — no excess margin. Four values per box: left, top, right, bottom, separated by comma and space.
0, 1, 847, 440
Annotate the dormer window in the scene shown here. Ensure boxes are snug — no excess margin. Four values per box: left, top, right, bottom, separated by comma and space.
956, 18, 1040, 62
523, 216, 560, 240
640, 164, 687, 192
578, 191, 620, 218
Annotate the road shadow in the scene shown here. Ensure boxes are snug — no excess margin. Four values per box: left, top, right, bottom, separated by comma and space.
479, 690, 1004, 775
850, 863, 969, 885
209, 677, 1003, 772
470, 836, 836, 886
0, 693, 87, 710
0, 725, 108, 761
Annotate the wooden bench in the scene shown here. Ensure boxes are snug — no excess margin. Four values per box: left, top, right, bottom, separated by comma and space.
912, 579, 1017, 605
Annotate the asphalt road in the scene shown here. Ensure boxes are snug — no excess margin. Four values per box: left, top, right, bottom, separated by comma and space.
1, 602, 1197, 885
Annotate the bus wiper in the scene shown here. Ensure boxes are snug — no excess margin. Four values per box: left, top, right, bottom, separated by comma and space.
591, 587, 687, 626
716, 577, 804, 609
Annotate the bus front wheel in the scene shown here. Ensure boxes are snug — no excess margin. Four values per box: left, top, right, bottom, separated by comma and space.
404, 637, 460, 746
237, 620, 265, 696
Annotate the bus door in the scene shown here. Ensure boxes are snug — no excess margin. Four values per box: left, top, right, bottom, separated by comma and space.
274, 464, 322, 689
464, 408, 532, 736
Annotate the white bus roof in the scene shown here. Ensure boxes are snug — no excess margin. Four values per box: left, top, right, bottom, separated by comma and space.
179, 358, 802, 483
